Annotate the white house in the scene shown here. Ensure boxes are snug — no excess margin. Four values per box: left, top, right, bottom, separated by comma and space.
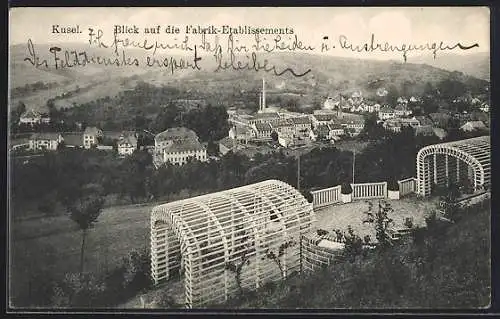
311, 113, 339, 128
117, 134, 138, 156
378, 107, 396, 120
290, 116, 312, 137
365, 103, 381, 113
228, 124, 254, 144
329, 124, 345, 137
163, 140, 207, 165
155, 127, 198, 151
154, 127, 203, 167
394, 105, 413, 117
83, 126, 103, 149
271, 118, 295, 137
323, 97, 340, 110
19, 109, 50, 126
251, 122, 273, 140
341, 120, 365, 136
29, 133, 63, 151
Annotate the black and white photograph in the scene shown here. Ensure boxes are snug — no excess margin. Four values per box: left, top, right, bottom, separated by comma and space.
7, 6, 492, 311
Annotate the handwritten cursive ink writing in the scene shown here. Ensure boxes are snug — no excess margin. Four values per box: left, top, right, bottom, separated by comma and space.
214, 49, 311, 77
110, 33, 194, 56
338, 34, 479, 62
49, 46, 139, 69
23, 39, 48, 69
146, 45, 202, 74
252, 34, 315, 53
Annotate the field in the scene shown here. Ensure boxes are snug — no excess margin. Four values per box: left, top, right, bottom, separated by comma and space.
10, 202, 155, 307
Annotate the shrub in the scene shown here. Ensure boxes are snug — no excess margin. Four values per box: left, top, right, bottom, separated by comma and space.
341, 182, 353, 194
317, 229, 328, 236
122, 249, 152, 291
387, 179, 399, 191
51, 272, 106, 308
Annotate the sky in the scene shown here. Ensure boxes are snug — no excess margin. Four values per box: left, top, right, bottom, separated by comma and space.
9, 7, 490, 61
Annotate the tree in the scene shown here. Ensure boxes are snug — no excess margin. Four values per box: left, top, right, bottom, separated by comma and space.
225, 236, 252, 296
439, 182, 462, 222
363, 200, 394, 247
386, 85, 399, 107
265, 239, 296, 279
342, 225, 363, 262
66, 186, 105, 273
271, 131, 278, 142
438, 78, 467, 101
16, 101, 26, 116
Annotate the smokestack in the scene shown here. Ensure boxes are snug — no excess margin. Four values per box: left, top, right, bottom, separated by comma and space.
262, 78, 266, 110
259, 92, 262, 111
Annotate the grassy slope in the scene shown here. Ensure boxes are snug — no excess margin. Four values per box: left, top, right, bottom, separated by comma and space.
219, 201, 491, 309
9, 189, 209, 308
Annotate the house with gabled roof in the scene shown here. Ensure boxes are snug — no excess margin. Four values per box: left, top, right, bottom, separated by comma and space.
118, 134, 138, 156
378, 107, 396, 120
19, 109, 50, 126
29, 132, 63, 151
83, 126, 103, 149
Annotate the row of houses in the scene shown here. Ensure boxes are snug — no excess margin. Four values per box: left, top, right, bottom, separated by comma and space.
380, 114, 488, 138
378, 106, 413, 120
228, 110, 366, 147
23, 125, 209, 168
26, 127, 138, 156
323, 92, 421, 114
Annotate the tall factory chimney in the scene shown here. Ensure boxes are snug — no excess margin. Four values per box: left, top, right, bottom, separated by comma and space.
262, 78, 266, 110
259, 92, 262, 112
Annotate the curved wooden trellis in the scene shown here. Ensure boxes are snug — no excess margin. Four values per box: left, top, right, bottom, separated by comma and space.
416, 136, 490, 197
151, 179, 315, 308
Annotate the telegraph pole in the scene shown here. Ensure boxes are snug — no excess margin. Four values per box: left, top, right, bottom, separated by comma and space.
352, 150, 356, 184
297, 154, 301, 191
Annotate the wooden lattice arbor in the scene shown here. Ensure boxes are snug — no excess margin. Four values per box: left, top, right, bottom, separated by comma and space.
416, 136, 490, 197
150, 179, 315, 308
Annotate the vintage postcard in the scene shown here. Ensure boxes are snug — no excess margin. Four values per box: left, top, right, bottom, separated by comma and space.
8, 7, 491, 312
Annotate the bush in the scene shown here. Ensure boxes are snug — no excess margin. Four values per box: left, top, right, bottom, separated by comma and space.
121, 249, 152, 292
51, 272, 106, 308
341, 182, 353, 194
387, 179, 399, 191
316, 229, 328, 236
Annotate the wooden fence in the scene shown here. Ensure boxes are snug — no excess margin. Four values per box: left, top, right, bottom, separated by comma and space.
398, 177, 416, 197
311, 178, 416, 209
351, 182, 387, 200
310, 186, 341, 209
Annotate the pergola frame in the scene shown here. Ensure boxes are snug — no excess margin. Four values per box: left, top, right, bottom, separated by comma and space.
151, 180, 315, 308
416, 136, 490, 197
